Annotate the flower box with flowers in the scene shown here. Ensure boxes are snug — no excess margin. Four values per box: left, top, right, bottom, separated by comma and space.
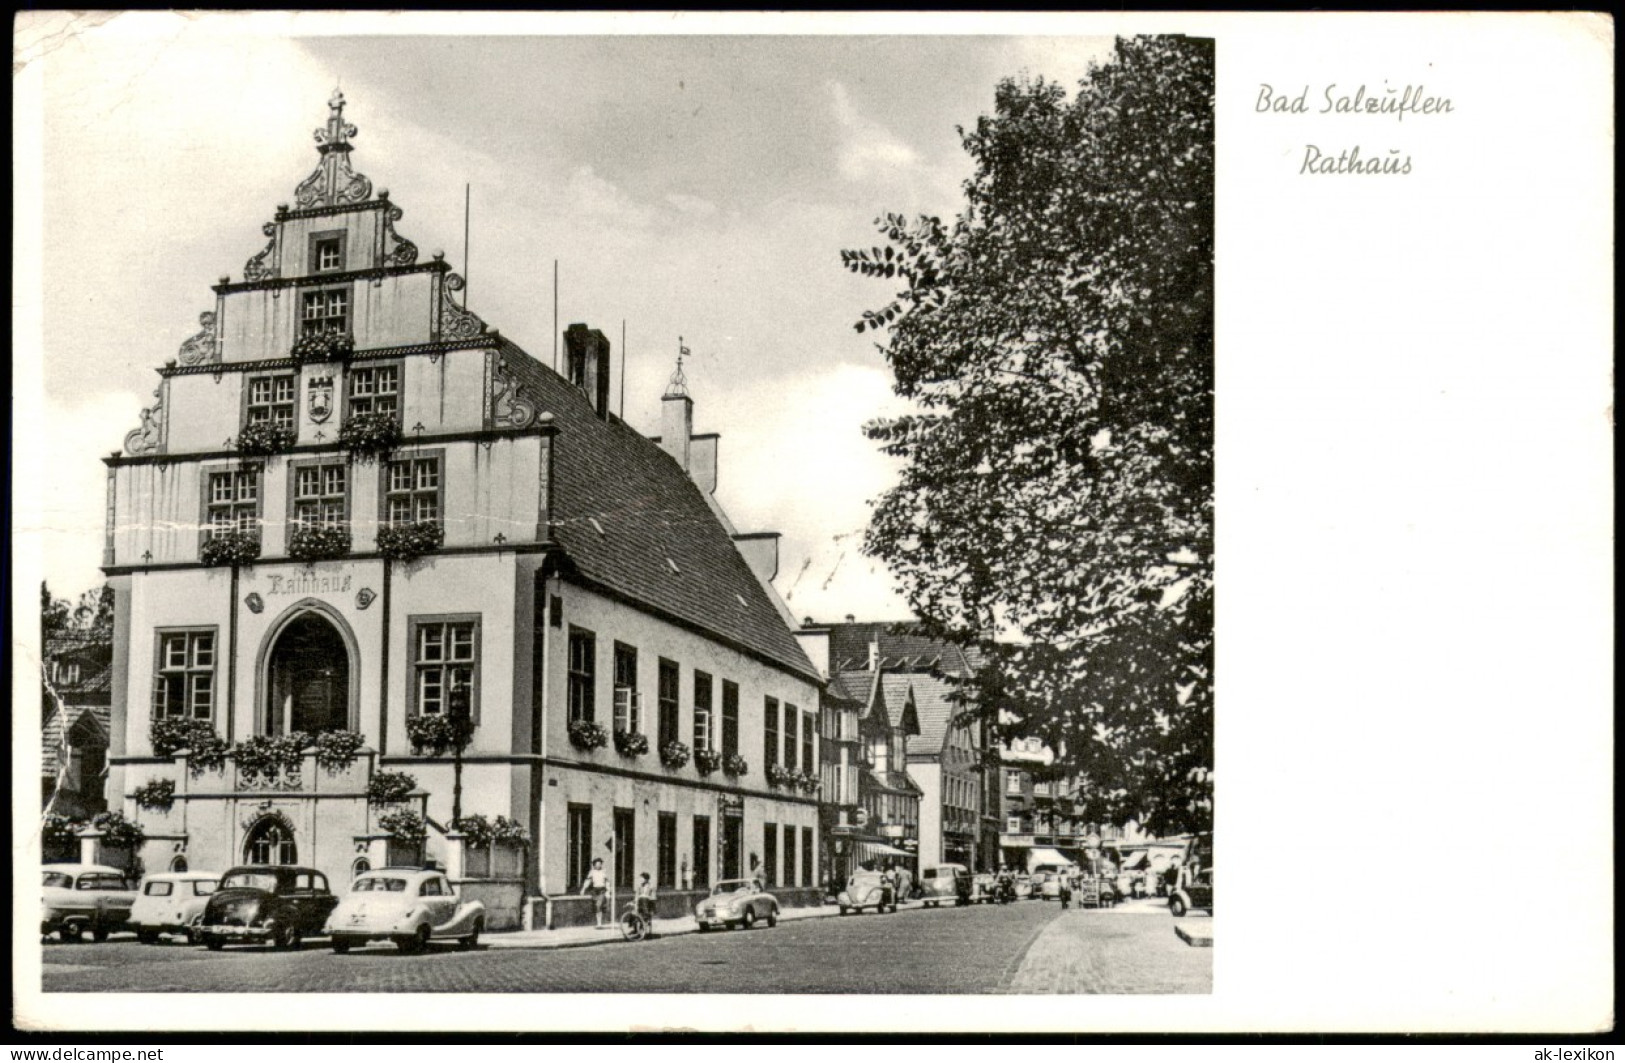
378, 809, 427, 842
291, 329, 355, 364
200, 529, 261, 567
234, 733, 311, 788
89, 810, 146, 852
407, 713, 472, 757
693, 747, 722, 775
376, 520, 443, 563
338, 411, 401, 463
723, 753, 750, 778
568, 720, 609, 751
613, 729, 649, 757
236, 422, 295, 458
367, 769, 418, 807
659, 740, 691, 770
766, 763, 797, 789
796, 771, 822, 795
287, 524, 351, 563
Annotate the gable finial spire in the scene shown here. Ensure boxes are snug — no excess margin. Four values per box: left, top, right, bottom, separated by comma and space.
664, 337, 691, 399
293, 90, 372, 210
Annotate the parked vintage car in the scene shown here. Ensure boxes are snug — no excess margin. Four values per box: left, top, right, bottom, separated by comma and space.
130, 871, 221, 943
197, 865, 340, 950
1169, 866, 1213, 917
324, 868, 486, 953
694, 878, 780, 931
1015, 873, 1036, 898
970, 872, 998, 904
919, 863, 971, 907
42, 864, 137, 942
837, 871, 897, 915
1038, 868, 1081, 900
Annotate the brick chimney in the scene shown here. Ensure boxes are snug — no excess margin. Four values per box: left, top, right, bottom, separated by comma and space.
564, 324, 611, 418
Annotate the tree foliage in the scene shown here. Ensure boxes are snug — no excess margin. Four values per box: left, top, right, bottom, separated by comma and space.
845, 36, 1213, 835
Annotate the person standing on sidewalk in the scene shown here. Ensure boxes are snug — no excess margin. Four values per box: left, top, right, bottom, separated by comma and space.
581, 858, 611, 927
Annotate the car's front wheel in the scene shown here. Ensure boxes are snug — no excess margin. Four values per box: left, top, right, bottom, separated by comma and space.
398, 924, 431, 953
56, 925, 78, 944
273, 925, 302, 950
740, 907, 756, 930
331, 936, 353, 954
203, 934, 224, 951
766, 909, 778, 928
1169, 896, 1188, 918
460, 919, 483, 950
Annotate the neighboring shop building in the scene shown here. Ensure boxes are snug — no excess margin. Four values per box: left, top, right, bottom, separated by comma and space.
99, 94, 821, 922
42, 634, 114, 819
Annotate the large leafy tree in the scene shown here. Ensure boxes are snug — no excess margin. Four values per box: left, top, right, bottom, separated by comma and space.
844, 36, 1212, 835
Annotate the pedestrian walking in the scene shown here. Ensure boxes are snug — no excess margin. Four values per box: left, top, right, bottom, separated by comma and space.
581, 857, 610, 927
635, 871, 658, 924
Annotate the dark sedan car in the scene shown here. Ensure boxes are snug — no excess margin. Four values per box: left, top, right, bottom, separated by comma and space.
198, 866, 339, 950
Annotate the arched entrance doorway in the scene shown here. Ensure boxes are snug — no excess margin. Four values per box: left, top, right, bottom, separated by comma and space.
244, 815, 298, 865
263, 608, 353, 736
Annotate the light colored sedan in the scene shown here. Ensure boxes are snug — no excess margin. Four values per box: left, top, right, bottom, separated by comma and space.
837, 872, 897, 915
694, 879, 780, 931
130, 871, 220, 943
324, 868, 486, 953
42, 865, 137, 942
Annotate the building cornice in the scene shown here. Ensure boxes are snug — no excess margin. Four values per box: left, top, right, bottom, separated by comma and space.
212, 258, 445, 297
100, 540, 558, 578
273, 198, 389, 224
102, 423, 556, 468
157, 337, 495, 379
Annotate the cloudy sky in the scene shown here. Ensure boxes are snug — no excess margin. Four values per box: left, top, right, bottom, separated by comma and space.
18, 12, 1114, 622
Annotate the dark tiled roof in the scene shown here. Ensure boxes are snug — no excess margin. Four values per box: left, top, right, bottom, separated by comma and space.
907, 673, 964, 753
497, 340, 819, 684
879, 675, 916, 733
826, 621, 977, 677
864, 767, 922, 795
830, 671, 873, 706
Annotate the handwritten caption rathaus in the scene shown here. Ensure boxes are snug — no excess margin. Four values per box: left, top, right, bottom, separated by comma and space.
1257, 83, 1454, 175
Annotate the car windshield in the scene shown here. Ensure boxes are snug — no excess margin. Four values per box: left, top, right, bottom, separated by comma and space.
352, 876, 410, 893
42, 872, 72, 888
193, 881, 218, 896
77, 874, 129, 890
711, 881, 754, 896
220, 871, 280, 891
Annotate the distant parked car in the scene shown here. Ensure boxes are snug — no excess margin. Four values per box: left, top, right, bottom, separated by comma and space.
694, 879, 780, 931
198, 865, 340, 950
130, 871, 220, 944
1015, 873, 1036, 899
42, 864, 137, 942
919, 864, 971, 908
1169, 866, 1212, 917
324, 868, 485, 953
1039, 868, 1080, 900
837, 871, 897, 915
970, 872, 997, 904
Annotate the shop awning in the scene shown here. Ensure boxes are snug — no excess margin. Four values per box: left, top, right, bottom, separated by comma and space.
856, 841, 913, 860
1028, 847, 1078, 868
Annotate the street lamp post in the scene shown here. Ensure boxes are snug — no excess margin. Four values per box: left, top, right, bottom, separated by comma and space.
449, 680, 473, 826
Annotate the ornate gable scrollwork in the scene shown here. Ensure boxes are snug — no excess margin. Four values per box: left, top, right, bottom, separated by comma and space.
243, 222, 278, 282
383, 204, 418, 267
489, 354, 537, 429
123, 384, 166, 456
292, 90, 373, 210
440, 272, 487, 340
176, 311, 218, 366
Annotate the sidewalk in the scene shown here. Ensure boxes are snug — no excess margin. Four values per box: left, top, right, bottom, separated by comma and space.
485, 898, 855, 950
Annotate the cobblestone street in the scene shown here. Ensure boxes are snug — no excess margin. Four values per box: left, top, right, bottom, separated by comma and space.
41, 900, 1210, 995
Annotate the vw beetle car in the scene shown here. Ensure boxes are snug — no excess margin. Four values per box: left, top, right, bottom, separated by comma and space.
919, 863, 971, 907
41, 864, 137, 942
325, 868, 486, 953
198, 865, 339, 950
694, 878, 780, 931
837, 871, 897, 915
130, 871, 220, 943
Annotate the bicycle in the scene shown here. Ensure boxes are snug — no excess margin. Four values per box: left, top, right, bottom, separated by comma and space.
619, 900, 653, 942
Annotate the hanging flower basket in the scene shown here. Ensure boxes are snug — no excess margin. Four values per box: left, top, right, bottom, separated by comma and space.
338, 411, 401, 463
766, 763, 796, 789
567, 719, 609, 751
694, 748, 722, 775
723, 753, 750, 778
292, 329, 355, 364
367, 769, 418, 806
200, 530, 261, 567
236, 422, 296, 458
659, 740, 691, 770
407, 713, 472, 757
376, 520, 444, 563
287, 524, 351, 563
613, 729, 649, 757
313, 729, 365, 772
132, 778, 176, 812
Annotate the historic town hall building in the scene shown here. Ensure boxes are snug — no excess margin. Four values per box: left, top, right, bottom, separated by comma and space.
101, 94, 822, 925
